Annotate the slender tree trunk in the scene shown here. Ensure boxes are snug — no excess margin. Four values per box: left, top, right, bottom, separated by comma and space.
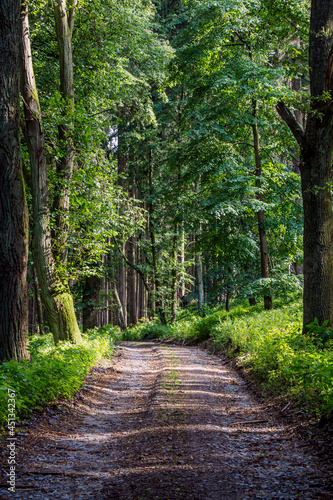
136, 245, 142, 320
127, 237, 137, 325
82, 275, 101, 332
118, 242, 127, 327
20, 1, 81, 344
171, 227, 178, 323
226, 291, 230, 313
195, 182, 205, 316
52, 0, 76, 262
32, 267, 45, 335
113, 284, 126, 330
180, 224, 186, 297
0, 0, 29, 361
149, 148, 166, 324
195, 251, 204, 316
117, 112, 128, 326
252, 101, 273, 311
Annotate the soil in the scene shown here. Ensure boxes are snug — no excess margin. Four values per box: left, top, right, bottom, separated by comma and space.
1, 341, 333, 499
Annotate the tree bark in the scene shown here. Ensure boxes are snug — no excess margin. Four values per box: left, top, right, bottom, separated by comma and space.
20, 1, 81, 344
301, 118, 333, 329
82, 275, 101, 332
32, 266, 45, 335
249, 297, 257, 307
127, 236, 137, 325
195, 182, 205, 316
52, 0, 76, 262
113, 285, 126, 330
117, 114, 128, 326
252, 100, 273, 311
226, 291, 230, 313
149, 150, 166, 324
277, 0, 333, 331
0, 0, 29, 362
171, 227, 178, 323
180, 224, 186, 297
118, 242, 127, 328
195, 250, 204, 316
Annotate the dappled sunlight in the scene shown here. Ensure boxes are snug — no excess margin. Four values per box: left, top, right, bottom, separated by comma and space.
9, 342, 326, 500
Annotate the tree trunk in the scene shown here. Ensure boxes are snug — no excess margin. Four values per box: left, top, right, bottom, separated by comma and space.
118, 242, 127, 327
20, 1, 81, 344
171, 227, 178, 323
195, 251, 204, 316
32, 266, 45, 335
0, 0, 29, 362
52, 0, 76, 262
249, 297, 257, 307
301, 119, 333, 329
82, 275, 101, 332
149, 148, 166, 324
195, 182, 205, 316
252, 100, 273, 311
113, 285, 126, 330
277, 0, 333, 331
127, 237, 137, 325
226, 291, 230, 313
180, 224, 186, 297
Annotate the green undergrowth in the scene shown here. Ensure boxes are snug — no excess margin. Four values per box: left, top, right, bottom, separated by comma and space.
0, 327, 120, 429
122, 300, 333, 418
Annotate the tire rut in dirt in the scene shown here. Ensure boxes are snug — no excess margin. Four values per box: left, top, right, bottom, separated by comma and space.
1, 342, 331, 500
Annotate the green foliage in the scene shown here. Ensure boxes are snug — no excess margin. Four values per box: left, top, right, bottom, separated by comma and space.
240, 274, 303, 301
306, 318, 333, 347
0, 328, 118, 429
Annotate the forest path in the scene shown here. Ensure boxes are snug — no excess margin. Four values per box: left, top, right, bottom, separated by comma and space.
1, 342, 331, 499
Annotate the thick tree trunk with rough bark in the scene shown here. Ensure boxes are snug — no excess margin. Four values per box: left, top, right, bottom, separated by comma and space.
20, 1, 81, 344
277, 0, 333, 331
301, 119, 333, 329
0, 0, 29, 361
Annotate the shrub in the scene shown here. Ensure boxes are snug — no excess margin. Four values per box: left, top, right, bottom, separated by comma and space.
0, 328, 115, 429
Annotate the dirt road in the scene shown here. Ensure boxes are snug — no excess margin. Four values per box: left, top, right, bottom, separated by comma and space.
0, 342, 332, 499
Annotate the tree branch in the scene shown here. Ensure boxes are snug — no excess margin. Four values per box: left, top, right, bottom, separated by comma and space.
276, 101, 305, 146
112, 236, 151, 292
68, 0, 77, 34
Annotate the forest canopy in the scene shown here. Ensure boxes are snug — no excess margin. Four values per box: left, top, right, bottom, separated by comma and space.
2, 0, 333, 361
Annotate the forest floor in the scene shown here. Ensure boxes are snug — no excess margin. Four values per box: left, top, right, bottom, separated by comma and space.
1, 342, 333, 499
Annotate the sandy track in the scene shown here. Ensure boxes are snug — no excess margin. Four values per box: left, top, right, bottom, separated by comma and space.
0, 342, 332, 499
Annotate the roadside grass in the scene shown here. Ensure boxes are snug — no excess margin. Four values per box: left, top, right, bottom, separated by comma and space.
122, 299, 333, 418
0, 327, 120, 429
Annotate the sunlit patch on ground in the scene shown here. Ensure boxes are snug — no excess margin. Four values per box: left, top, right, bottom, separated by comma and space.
0, 342, 331, 499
